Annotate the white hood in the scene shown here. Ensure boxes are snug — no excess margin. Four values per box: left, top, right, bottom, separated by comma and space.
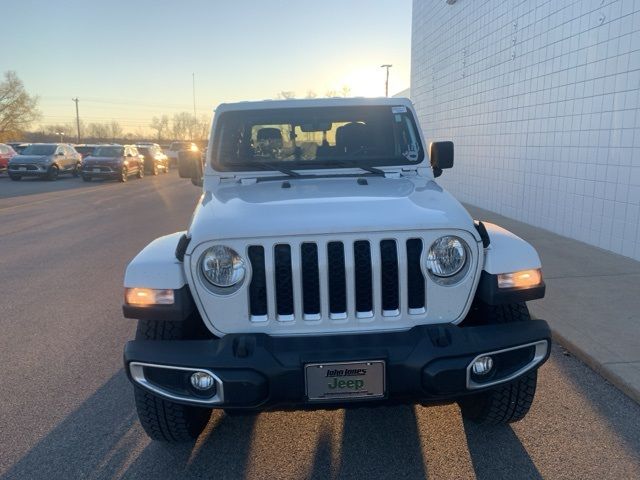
187, 176, 478, 246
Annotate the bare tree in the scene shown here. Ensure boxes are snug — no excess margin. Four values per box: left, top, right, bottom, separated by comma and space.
172, 112, 195, 140
325, 89, 338, 98
193, 114, 209, 141
109, 121, 123, 142
277, 91, 296, 99
87, 123, 110, 141
150, 115, 169, 141
340, 85, 351, 97
0, 71, 40, 142
305, 90, 317, 99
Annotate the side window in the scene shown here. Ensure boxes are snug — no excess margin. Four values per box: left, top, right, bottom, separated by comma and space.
56, 146, 64, 155
131, 147, 138, 156
0, 145, 6, 154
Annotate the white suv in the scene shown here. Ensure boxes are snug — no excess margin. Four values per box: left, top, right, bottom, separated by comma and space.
122, 98, 550, 442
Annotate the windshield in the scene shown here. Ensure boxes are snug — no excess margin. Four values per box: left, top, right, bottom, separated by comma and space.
93, 146, 124, 157
212, 105, 423, 171
21, 144, 57, 156
75, 146, 94, 155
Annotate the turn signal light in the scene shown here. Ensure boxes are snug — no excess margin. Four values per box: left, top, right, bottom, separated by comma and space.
125, 288, 174, 305
497, 269, 542, 289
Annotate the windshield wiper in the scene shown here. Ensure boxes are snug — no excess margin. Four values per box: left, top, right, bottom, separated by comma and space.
320, 160, 386, 176
243, 161, 301, 178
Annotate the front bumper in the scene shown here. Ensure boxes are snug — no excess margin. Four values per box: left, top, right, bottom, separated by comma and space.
82, 166, 121, 178
124, 320, 551, 410
9, 164, 49, 176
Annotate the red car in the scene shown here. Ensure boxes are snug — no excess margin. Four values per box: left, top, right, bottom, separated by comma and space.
0, 143, 17, 173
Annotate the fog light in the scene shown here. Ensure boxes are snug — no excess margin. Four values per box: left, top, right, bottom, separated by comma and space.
472, 356, 494, 375
190, 371, 216, 391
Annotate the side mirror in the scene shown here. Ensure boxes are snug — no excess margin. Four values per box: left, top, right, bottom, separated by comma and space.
178, 150, 203, 186
429, 141, 454, 178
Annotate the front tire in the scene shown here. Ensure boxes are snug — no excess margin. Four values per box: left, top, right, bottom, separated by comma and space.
458, 371, 538, 425
133, 319, 212, 442
82, 175, 91, 182
47, 165, 59, 181
137, 166, 144, 179
458, 302, 538, 424
9, 174, 21, 181
73, 163, 81, 177
119, 167, 128, 182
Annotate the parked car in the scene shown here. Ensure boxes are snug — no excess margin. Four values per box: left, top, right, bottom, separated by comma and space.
7, 142, 29, 154
0, 143, 17, 173
82, 144, 144, 182
136, 144, 169, 175
122, 98, 550, 443
166, 141, 198, 167
8, 143, 81, 180
74, 144, 98, 160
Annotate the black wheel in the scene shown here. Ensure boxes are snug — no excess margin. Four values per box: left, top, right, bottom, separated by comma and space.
458, 371, 538, 425
82, 175, 92, 182
137, 166, 144, 179
133, 319, 212, 442
119, 167, 128, 182
9, 174, 21, 181
458, 302, 538, 424
47, 165, 59, 181
72, 163, 81, 177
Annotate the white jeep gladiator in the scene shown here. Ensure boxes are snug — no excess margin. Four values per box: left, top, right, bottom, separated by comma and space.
123, 98, 550, 442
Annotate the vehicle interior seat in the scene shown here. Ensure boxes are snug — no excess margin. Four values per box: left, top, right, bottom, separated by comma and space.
335, 122, 369, 155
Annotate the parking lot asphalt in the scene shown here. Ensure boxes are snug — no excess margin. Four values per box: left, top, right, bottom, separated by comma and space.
0, 174, 639, 480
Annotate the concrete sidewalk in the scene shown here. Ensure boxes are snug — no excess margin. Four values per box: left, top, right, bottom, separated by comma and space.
465, 204, 640, 404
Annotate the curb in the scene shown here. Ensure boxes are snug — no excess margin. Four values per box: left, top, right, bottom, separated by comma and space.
550, 329, 640, 405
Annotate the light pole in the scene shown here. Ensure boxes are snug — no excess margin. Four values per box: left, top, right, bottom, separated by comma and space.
381, 64, 392, 97
72, 98, 81, 143
56, 132, 65, 143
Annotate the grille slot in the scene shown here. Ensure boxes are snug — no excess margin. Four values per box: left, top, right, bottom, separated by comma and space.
327, 241, 347, 319
353, 241, 373, 318
274, 244, 294, 321
300, 243, 321, 320
380, 240, 400, 316
406, 239, 426, 313
248, 246, 268, 321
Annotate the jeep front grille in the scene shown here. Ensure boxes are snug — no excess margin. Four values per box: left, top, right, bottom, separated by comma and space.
248, 238, 426, 323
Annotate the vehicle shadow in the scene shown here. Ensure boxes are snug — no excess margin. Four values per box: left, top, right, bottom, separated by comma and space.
0, 175, 105, 201
1, 369, 258, 480
462, 420, 542, 479
309, 406, 428, 480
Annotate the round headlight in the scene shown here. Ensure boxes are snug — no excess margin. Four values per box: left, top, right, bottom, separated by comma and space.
201, 245, 246, 287
426, 236, 467, 277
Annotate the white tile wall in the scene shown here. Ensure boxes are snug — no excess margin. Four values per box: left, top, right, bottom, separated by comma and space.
411, 0, 640, 260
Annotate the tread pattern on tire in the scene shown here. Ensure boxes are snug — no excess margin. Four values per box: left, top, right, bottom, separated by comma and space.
133, 319, 211, 442
484, 302, 530, 324
458, 302, 538, 424
459, 371, 537, 425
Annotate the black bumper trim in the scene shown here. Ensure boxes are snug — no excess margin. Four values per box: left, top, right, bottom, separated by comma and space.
124, 320, 551, 409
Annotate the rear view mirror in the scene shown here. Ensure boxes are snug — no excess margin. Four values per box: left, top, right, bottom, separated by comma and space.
429, 141, 454, 178
178, 150, 203, 186
300, 121, 332, 132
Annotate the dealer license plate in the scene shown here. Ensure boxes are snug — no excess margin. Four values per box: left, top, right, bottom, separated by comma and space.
305, 360, 385, 401
93, 168, 101, 173
19, 167, 27, 171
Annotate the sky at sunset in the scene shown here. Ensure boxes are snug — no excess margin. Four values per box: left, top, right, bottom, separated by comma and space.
3, 0, 412, 134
